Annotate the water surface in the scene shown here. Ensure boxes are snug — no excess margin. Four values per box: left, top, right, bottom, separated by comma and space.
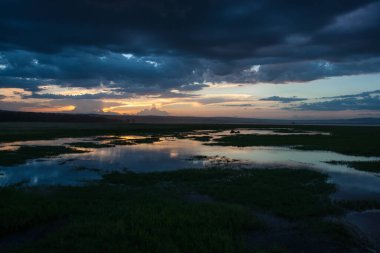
0, 129, 379, 201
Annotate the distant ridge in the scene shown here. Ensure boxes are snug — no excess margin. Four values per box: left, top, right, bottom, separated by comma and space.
0, 110, 379, 125
0, 110, 121, 123
116, 115, 380, 125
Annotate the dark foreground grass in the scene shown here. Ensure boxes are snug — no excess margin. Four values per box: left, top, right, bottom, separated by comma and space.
1, 185, 258, 253
327, 160, 380, 173
211, 126, 380, 156
336, 200, 380, 211
104, 169, 340, 220
0, 188, 61, 237
0, 169, 367, 252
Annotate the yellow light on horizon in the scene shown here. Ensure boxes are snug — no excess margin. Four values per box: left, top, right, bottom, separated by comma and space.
21, 105, 76, 113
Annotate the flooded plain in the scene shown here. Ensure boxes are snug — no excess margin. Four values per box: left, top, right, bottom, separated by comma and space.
1, 127, 380, 250
0, 128, 379, 199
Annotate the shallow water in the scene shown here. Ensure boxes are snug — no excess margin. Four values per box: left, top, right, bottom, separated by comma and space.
0, 129, 379, 200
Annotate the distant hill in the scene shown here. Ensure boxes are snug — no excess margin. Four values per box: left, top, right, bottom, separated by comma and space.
0, 110, 379, 125
0, 110, 122, 123
114, 115, 380, 125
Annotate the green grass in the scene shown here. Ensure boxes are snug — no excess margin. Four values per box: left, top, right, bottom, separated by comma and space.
190, 136, 212, 142
0, 168, 366, 252
69, 142, 114, 148
1, 186, 259, 253
0, 146, 86, 166
0, 188, 61, 237
104, 169, 340, 220
211, 125, 380, 156
327, 160, 380, 173
299, 220, 361, 249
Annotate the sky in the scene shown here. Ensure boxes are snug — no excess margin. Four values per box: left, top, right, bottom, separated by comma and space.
0, 0, 379, 119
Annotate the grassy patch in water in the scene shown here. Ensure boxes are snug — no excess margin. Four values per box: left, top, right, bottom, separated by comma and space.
210, 126, 380, 157
106, 136, 161, 146
327, 160, 380, 173
190, 136, 212, 142
0, 146, 86, 166
69, 142, 114, 149
133, 136, 160, 144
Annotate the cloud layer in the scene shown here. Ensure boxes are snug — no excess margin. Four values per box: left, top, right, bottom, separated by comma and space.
0, 0, 380, 95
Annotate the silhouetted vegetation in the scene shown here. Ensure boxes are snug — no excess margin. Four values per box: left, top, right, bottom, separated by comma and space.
0, 110, 121, 123
69, 142, 114, 149
0, 168, 366, 253
336, 200, 380, 211
211, 126, 380, 156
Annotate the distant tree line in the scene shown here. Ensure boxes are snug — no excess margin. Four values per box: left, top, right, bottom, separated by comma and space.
0, 110, 122, 123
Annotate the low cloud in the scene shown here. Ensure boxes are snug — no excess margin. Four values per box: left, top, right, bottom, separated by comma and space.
136, 105, 169, 116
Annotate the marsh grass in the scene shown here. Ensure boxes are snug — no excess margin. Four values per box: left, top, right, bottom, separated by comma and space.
0, 188, 61, 237
336, 200, 380, 211
0, 168, 366, 252
104, 169, 340, 220
298, 220, 361, 249
69, 142, 114, 149
1, 185, 260, 253
211, 125, 380, 157
1, 123, 378, 156
190, 136, 212, 142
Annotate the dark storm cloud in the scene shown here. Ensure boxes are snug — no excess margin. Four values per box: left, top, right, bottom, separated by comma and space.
260, 96, 307, 103
292, 90, 380, 111
0, 0, 379, 94
0, 50, 209, 94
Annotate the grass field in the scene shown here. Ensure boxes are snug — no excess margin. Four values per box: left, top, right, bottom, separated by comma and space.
1, 123, 379, 252
0, 168, 372, 253
210, 125, 380, 156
